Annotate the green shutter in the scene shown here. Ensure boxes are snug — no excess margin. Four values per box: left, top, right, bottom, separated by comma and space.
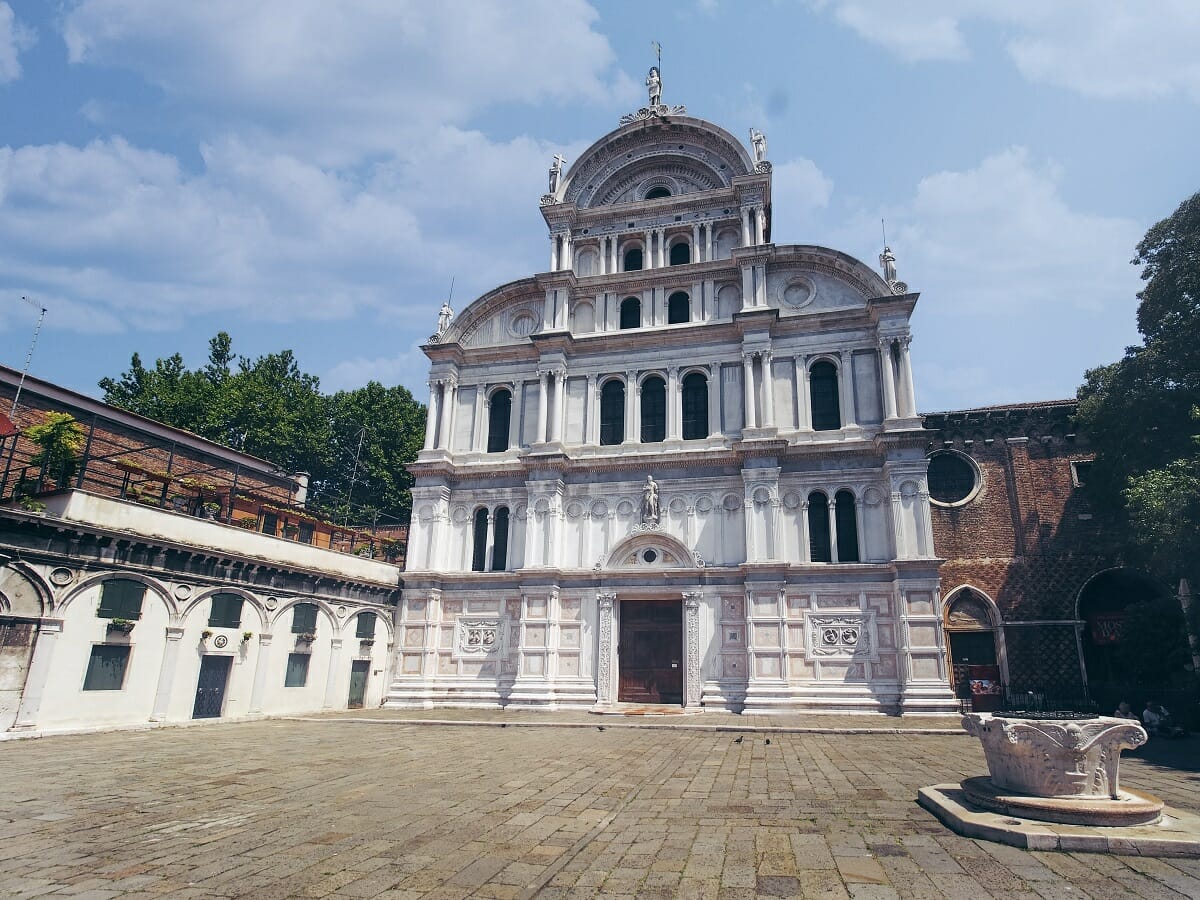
83, 645, 131, 690
356, 612, 376, 639
97, 580, 146, 620
208, 593, 244, 629
284, 652, 310, 687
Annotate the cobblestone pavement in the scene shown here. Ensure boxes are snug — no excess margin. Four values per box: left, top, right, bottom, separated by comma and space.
1, 719, 1198, 898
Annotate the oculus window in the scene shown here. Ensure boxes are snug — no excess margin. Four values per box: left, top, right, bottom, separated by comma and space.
927, 451, 980, 505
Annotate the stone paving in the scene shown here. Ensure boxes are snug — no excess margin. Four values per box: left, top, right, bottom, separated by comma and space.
0, 716, 1198, 898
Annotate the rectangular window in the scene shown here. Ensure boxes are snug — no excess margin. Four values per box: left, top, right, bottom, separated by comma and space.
1071, 460, 1093, 488
96, 580, 146, 620
261, 512, 279, 536
208, 593, 243, 629
298, 522, 315, 544
83, 645, 131, 691
284, 652, 310, 687
356, 611, 377, 639
291, 603, 318, 634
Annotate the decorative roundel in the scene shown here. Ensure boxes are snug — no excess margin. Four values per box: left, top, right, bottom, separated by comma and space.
590, 498, 609, 517
509, 311, 539, 338
264, 596, 279, 611
418, 504, 434, 521
566, 501, 584, 519
722, 493, 741, 511
668, 497, 686, 514
862, 486, 884, 507
451, 506, 470, 524
695, 495, 714, 513
336, 605, 348, 619
49, 567, 74, 587
173, 583, 193, 601
927, 450, 982, 506
782, 491, 801, 509
515, 503, 528, 520
642, 549, 659, 563
782, 275, 817, 309
213, 634, 229, 649
752, 486, 772, 504
617, 499, 636, 517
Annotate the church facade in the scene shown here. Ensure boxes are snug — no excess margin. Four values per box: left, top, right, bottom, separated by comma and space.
390, 91, 958, 714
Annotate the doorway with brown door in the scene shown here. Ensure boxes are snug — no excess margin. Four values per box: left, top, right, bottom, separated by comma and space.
618, 599, 683, 704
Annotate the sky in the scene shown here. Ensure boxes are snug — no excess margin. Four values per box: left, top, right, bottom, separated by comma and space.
1, 1, 1198, 414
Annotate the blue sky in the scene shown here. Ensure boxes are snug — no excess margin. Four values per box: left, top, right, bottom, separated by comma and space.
1, 1, 1198, 413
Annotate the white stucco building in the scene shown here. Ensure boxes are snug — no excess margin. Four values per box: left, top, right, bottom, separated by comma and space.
391, 90, 957, 714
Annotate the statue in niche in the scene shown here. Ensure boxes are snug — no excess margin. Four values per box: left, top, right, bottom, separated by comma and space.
750, 128, 768, 164
641, 475, 660, 525
646, 66, 662, 108
548, 154, 566, 194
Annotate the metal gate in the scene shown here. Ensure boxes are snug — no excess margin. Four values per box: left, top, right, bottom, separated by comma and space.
192, 655, 232, 719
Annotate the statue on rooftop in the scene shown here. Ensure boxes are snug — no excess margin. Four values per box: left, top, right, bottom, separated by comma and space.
646, 66, 662, 108
436, 300, 453, 336
880, 246, 897, 284
548, 154, 566, 194
750, 128, 767, 164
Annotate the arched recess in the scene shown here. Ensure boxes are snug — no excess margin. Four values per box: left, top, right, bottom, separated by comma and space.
575, 247, 599, 277
622, 246, 644, 273
183, 587, 267, 631
942, 586, 1008, 703
640, 375, 666, 443
571, 300, 595, 334
270, 598, 339, 636
599, 378, 626, 445
0, 562, 52, 618
58, 571, 178, 621
809, 359, 841, 431
600, 531, 702, 571
486, 387, 512, 453
1075, 567, 1179, 704
620, 297, 642, 329
667, 291, 690, 324
680, 372, 709, 440
669, 240, 690, 266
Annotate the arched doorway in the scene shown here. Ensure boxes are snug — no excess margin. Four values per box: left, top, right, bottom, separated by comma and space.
943, 588, 1005, 710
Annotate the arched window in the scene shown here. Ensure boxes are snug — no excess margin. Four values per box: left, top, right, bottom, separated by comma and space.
667, 291, 690, 324
600, 380, 626, 445
640, 376, 666, 443
486, 389, 512, 453
620, 297, 641, 329
623, 247, 643, 272
669, 241, 690, 266
807, 492, 831, 562
471, 508, 488, 572
810, 361, 841, 431
492, 507, 509, 571
681, 372, 709, 440
645, 186, 671, 200
834, 490, 859, 562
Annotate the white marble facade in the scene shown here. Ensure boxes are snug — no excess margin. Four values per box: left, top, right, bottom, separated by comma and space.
390, 109, 956, 714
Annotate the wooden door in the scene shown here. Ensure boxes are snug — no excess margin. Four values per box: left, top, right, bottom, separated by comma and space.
347, 659, 369, 709
618, 600, 683, 704
192, 655, 232, 719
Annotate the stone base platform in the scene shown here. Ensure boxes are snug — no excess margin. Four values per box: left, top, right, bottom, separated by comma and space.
961, 776, 1163, 826
920, 783, 1200, 856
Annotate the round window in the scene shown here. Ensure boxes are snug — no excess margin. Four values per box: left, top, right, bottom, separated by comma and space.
927, 451, 980, 505
642, 549, 658, 563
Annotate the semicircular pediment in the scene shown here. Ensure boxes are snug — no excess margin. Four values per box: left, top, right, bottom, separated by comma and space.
559, 116, 754, 210
440, 278, 544, 349
599, 528, 703, 571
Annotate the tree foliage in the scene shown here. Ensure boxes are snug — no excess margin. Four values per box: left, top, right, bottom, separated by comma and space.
100, 333, 425, 521
1074, 190, 1200, 586
24, 412, 86, 482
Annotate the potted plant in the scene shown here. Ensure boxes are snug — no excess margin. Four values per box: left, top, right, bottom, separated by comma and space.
233, 517, 258, 529
242, 631, 254, 643
201, 502, 221, 520
24, 412, 85, 488
201, 629, 213, 641
282, 523, 300, 540
108, 617, 136, 634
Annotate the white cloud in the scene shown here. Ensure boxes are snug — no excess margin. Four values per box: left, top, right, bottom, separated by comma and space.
809, 1, 1200, 101
769, 157, 834, 238
62, 0, 631, 163
0, 2, 34, 84
828, 147, 1145, 408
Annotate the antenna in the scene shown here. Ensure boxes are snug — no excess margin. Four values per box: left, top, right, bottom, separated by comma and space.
652, 40, 661, 76
447, 276, 455, 305
10, 297, 48, 418
881, 218, 888, 249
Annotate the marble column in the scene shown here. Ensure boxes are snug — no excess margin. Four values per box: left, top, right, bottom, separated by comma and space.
879, 340, 898, 420
473, 387, 487, 451
595, 592, 616, 706
795, 355, 812, 430
536, 371, 549, 444
838, 350, 857, 428
741, 208, 751, 247
248, 632, 273, 713
150, 625, 186, 721
799, 501, 811, 563
548, 371, 564, 443
898, 337, 917, 417
742, 355, 757, 429
754, 206, 766, 245
644, 230, 654, 268
855, 498, 867, 562
683, 592, 703, 708
423, 382, 439, 450
586, 374, 599, 444
549, 234, 558, 272
437, 382, 457, 450
508, 382, 522, 448
691, 224, 700, 262
667, 367, 680, 440
623, 371, 637, 443
828, 497, 840, 563
632, 378, 643, 443
484, 511, 496, 571
658, 229, 667, 268
761, 351, 775, 429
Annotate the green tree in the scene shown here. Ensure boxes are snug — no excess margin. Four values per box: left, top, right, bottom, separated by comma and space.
25, 411, 86, 484
1075, 191, 1200, 587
